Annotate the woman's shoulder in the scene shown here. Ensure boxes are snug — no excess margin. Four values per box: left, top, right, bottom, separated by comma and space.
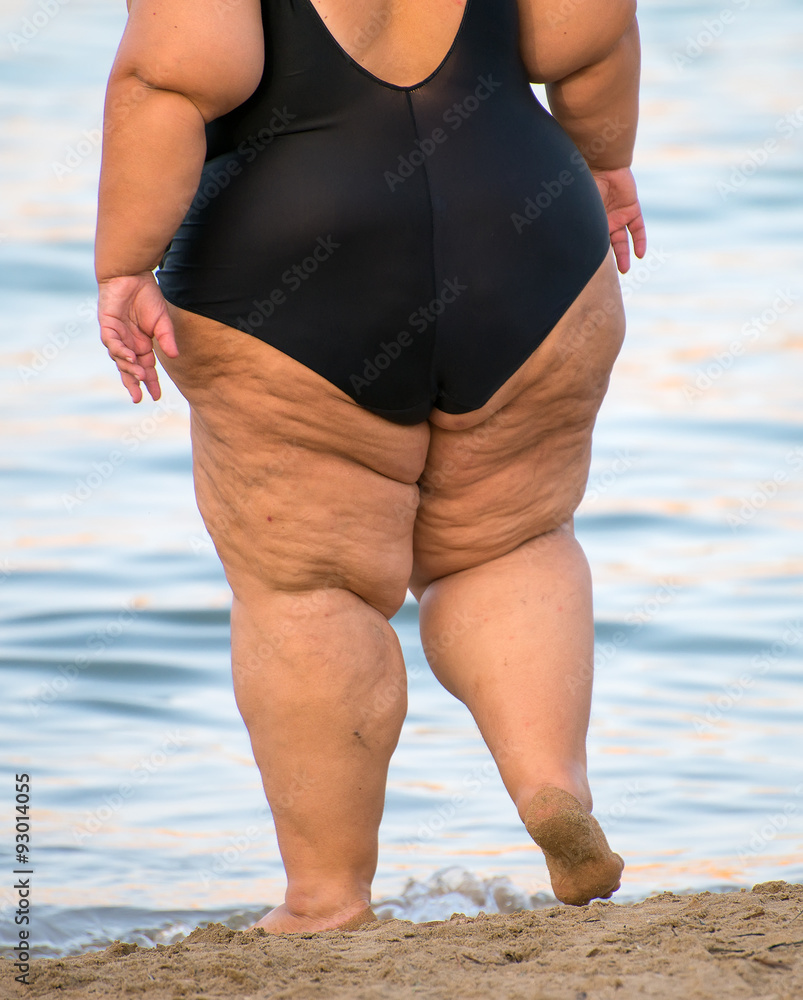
517, 0, 637, 83
113, 0, 265, 122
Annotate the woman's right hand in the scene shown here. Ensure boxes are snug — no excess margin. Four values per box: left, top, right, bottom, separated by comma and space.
97, 272, 179, 403
590, 166, 647, 275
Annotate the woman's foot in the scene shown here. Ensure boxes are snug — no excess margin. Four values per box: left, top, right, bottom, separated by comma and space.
250, 901, 377, 934
525, 786, 624, 906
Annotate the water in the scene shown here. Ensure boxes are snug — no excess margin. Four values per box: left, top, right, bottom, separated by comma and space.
2, 0, 803, 958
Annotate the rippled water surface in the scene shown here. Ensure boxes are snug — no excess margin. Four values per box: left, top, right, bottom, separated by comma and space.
1, 0, 802, 958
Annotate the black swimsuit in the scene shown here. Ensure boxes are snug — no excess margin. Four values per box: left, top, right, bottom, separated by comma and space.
156, 0, 610, 425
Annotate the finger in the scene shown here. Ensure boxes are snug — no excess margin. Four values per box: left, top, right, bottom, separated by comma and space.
100, 315, 158, 359
119, 368, 144, 404
142, 364, 163, 402
132, 345, 157, 367
100, 325, 138, 365
611, 228, 631, 274
108, 345, 139, 367
101, 324, 159, 373
153, 310, 179, 359
114, 358, 149, 382
628, 213, 648, 260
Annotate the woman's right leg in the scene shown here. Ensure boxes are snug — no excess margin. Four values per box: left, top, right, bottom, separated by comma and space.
157, 308, 430, 931
410, 252, 626, 906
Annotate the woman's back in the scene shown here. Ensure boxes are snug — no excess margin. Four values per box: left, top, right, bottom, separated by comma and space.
288, 0, 468, 88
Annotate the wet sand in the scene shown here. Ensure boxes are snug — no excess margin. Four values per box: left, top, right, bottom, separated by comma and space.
4, 881, 802, 999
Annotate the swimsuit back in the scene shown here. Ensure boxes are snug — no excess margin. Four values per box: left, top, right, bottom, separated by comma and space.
157, 0, 610, 424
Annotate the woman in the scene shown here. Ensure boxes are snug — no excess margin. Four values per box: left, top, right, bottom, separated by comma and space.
96, 0, 646, 932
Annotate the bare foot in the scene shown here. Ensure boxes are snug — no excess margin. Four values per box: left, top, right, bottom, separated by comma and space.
250, 901, 377, 934
524, 786, 624, 906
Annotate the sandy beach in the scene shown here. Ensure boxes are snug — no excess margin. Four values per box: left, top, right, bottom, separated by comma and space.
4, 881, 802, 999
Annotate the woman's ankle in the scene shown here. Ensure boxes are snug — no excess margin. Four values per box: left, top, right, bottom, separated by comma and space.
516, 775, 592, 820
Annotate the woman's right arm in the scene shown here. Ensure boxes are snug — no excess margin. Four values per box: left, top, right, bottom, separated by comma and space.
517, 0, 645, 272
96, 0, 263, 401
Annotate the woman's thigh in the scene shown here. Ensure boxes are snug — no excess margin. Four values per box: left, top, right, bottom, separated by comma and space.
411, 250, 626, 590
156, 306, 431, 618
157, 248, 623, 607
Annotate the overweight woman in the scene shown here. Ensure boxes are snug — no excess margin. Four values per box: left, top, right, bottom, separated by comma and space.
96, 0, 646, 932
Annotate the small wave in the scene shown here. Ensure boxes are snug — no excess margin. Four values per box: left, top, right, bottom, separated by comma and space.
373, 867, 553, 922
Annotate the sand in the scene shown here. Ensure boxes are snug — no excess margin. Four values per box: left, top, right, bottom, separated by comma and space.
4, 881, 802, 1000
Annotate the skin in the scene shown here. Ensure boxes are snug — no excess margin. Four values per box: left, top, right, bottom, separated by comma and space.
96, 0, 645, 931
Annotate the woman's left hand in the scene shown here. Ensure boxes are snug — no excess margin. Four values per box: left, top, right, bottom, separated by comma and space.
591, 166, 647, 274
98, 272, 179, 403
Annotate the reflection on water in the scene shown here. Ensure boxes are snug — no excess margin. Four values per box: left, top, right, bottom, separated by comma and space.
1, 0, 803, 958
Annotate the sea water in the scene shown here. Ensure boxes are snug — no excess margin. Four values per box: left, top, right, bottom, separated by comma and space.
1, 0, 802, 957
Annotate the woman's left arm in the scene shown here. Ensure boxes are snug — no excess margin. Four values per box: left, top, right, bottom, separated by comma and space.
96, 0, 263, 401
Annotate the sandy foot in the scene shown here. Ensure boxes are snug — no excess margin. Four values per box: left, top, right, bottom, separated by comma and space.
524, 785, 624, 906
250, 902, 377, 934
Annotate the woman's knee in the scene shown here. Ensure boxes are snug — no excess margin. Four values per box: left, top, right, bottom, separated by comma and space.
231, 586, 409, 732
